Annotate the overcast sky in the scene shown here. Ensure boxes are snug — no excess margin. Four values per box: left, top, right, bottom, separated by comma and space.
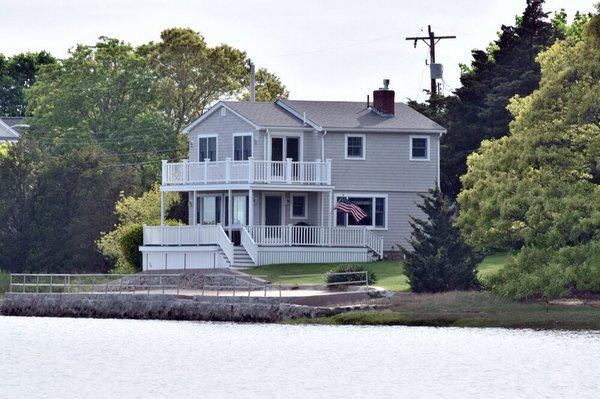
0, 0, 595, 102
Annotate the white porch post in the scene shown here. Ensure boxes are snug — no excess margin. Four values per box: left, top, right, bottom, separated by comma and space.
160, 191, 165, 225
328, 189, 333, 227
249, 188, 254, 226
192, 190, 197, 225
228, 189, 233, 237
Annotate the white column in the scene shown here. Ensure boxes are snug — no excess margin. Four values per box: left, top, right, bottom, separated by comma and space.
192, 190, 197, 225
328, 190, 333, 227
160, 191, 165, 225
248, 188, 254, 226
228, 189, 233, 238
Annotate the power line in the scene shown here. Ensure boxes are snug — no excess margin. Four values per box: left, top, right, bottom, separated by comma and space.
258, 30, 416, 58
406, 25, 457, 99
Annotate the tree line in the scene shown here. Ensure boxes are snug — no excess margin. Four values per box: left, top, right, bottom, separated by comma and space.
0, 28, 287, 273
404, 1, 599, 299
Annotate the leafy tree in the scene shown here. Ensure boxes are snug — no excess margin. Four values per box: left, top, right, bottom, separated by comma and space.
240, 68, 289, 102
457, 14, 600, 299
97, 184, 179, 272
0, 141, 41, 272
26, 37, 180, 190
400, 187, 480, 293
152, 28, 248, 133
0, 51, 55, 116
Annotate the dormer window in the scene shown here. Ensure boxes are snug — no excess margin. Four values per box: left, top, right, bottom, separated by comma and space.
345, 134, 366, 160
410, 135, 429, 161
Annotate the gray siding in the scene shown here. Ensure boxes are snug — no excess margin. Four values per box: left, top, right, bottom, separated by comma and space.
187, 107, 256, 162
324, 131, 439, 192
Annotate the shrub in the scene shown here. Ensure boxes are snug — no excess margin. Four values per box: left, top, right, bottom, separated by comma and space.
0, 270, 8, 295
118, 223, 144, 272
486, 242, 600, 299
325, 265, 377, 290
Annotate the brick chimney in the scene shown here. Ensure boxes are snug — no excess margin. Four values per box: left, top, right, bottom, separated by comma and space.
372, 79, 395, 116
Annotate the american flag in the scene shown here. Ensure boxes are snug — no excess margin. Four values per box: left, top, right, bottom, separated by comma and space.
335, 198, 367, 222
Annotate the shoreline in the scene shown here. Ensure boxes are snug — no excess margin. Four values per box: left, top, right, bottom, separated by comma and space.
287, 291, 600, 331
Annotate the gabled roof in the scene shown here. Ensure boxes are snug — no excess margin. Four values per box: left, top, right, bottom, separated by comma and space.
278, 100, 445, 132
0, 117, 23, 141
183, 98, 446, 134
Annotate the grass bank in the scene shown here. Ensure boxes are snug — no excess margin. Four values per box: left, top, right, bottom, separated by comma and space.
288, 291, 600, 330
246, 253, 509, 291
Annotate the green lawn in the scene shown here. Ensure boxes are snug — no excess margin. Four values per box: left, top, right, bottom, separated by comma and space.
246, 253, 509, 291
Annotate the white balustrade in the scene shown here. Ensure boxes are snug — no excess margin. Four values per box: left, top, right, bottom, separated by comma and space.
162, 159, 331, 186
240, 226, 258, 264
246, 225, 384, 258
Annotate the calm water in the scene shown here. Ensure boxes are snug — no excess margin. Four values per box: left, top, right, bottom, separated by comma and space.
1, 317, 599, 398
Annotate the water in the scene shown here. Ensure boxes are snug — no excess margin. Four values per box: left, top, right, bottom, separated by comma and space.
1, 317, 599, 398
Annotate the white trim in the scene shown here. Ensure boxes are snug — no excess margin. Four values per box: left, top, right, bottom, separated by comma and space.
183, 102, 260, 133
437, 132, 441, 188
197, 134, 218, 162
161, 183, 335, 192
274, 100, 322, 130
344, 133, 366, 160
334, 192, 388, 230
261, 193, 286, 226
289, 193, 308, 219
232, 132, 253, 160
409, 135, 430, 161
326, 127, 446, 134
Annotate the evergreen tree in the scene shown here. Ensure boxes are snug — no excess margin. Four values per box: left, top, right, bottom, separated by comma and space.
400, 187, 480, 293
411, 0, 565, 199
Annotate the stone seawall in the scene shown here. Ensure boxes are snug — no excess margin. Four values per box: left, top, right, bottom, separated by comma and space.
0, 293, 342, 322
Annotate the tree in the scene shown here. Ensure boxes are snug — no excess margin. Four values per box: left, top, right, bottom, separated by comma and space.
427, 1, 566, 199
240, 68, 289, 102
0, 140, 40, 272
152, 28, 248, 133
457, 14, 600, 299
0, 51, 55, 116
97, 184, 179, 273
26, 37, 181, 190
400, 187, 480, 293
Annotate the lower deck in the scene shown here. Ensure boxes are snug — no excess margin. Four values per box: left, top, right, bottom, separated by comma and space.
140, 224, 383, 269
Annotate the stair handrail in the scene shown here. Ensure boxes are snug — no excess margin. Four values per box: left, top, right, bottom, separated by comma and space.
216, 225, 235, 264
240, 226, 258, 265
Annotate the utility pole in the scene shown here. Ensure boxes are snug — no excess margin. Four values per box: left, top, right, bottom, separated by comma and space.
406, 25, 456, 98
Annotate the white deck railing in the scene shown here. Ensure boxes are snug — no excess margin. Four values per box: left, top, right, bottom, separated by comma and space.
246, 225, 384, 258
142, 225, 234, 263
143, 225, 384, 260
162, 158, 332, 186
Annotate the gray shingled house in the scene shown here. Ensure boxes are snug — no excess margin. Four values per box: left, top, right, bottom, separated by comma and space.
140, 80, 445, 269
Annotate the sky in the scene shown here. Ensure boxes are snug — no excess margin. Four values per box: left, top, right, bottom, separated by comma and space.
0, 0, 595, 102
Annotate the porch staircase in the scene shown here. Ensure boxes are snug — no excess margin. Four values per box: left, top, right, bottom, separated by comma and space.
219, 246, 256, 268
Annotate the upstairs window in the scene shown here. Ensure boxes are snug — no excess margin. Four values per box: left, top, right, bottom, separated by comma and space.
234, 134, 252, 161
345, 134, 365, 160
199, 136, 217, 161
410, 136, 429, 161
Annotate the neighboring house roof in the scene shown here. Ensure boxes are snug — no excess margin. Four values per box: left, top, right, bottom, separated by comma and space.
0, 117, 23, 141
183, 99, 446, 134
